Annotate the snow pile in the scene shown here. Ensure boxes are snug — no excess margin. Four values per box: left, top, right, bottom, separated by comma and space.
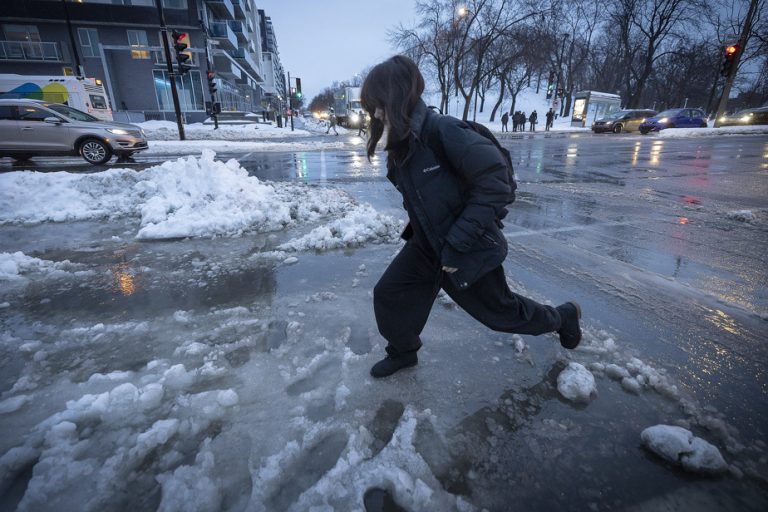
0, 363, 240, 511
726, 210, 757, 224
657, 125, 768, 138
0, 151, 397, 244
278, 204, 401, 251
556, 362, 597, 403
641, 425, 728, 474
137, 120, 312, 141
0, 251, 88, 280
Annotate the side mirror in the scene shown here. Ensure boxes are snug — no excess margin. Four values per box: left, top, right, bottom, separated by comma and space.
44, 117, 62, 124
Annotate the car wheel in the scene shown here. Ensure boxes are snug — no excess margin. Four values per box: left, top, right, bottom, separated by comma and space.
10, 153, 32, 162
80, 139, 112, 165
667, 123, 676, 129
640, 127, 650, 135
613, 124, 623, 134
700, 121, 708, 128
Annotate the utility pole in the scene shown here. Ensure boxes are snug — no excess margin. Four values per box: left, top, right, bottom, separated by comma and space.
714, 0, 758, 128
287, 70, 292, 130
61, 0, 84, 77
155, 0, 185, 140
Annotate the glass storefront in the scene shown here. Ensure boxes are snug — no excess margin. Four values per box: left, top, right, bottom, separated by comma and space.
152, 69, 204, 111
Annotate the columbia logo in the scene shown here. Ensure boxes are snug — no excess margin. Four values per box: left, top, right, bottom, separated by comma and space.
422, 165, 440, 173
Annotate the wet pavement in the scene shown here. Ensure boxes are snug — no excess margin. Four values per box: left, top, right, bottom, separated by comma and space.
1, 132, 767, 511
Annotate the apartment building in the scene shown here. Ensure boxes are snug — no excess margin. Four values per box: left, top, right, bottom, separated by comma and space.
0, 0, 280, 122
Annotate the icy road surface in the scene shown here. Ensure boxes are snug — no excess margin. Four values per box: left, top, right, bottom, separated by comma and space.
0, 134, 767, 511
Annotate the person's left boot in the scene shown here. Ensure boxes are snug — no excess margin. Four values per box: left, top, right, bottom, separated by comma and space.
370, 352, 418, 378
556, 301, 582, 349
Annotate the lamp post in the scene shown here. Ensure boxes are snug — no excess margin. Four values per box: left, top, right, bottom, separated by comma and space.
553, 33, 569, 118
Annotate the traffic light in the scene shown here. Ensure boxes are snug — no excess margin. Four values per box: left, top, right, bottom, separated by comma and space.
171, 30, 193, 76
720, 44, 739, 77
295, 77, 302, 99
206, 70, 217, 95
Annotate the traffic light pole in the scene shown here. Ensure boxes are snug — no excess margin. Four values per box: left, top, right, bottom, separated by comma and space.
155, 0, 185, 141
200, 20, 218, 130
287, 71, 294, 131
714, 0, 758, 128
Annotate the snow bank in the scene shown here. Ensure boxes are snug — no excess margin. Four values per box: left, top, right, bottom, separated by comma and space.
0, 151, 396, 244
144, 139, 353, 156
657, 125, 768, 138
641, 424, 728, 474
137, 120, 312, 141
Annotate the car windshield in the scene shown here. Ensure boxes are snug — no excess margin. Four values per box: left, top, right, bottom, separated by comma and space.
44, 103, 99, 122
656, 109, 682, 118
603, 111, 627, 120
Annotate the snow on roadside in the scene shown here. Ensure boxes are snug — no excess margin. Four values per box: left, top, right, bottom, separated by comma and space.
641, 424, 729, 474
0, 252, 91, 281
656, 125, 768, 138
0, 150, 395, 245
144, 139, 354, 156
137, 120, 312, 141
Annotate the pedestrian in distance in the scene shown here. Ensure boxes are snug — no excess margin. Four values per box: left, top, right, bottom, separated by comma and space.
358, 110, 368, 137
501, 112, 509, 132
326, 108, 339, 135
545, 108, 555, 131
529, 110, 538, 132
360, 55, 583, 378
519, 111, 526, 133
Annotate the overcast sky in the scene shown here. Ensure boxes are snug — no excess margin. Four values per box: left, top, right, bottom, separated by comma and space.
255, 0, 418, 102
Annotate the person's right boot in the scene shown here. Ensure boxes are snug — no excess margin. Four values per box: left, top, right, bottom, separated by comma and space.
370, 351, 418, 378
556, 301, 582, 349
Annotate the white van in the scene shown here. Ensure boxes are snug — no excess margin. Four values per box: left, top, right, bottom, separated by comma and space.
0, 74, 113, 121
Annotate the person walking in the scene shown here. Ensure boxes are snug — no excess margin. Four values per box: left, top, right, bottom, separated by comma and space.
357, 110, 368, 136
529, 110, 538, 132
360, 55, 582, 378
519, 111, 526, 133
326, 109, 339, 135
545, 108, 555, 131
501, 112, 509, 132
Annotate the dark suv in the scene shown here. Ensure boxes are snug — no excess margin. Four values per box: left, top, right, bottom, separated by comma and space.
0, 98, 148, 165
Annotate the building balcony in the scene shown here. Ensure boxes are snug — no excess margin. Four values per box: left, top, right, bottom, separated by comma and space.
0, 40, 64, 62
228, 20, 247, 44
212, 50, 242, 80
231, 0, 246, 20
210, 22, 237, 51
230, 47, 262, 82
205, 0, 235, 20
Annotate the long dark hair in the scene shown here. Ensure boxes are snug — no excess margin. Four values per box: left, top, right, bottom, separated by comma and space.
360, 55, 425, 161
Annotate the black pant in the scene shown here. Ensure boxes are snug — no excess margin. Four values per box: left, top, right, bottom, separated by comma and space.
373, 239, 562, 355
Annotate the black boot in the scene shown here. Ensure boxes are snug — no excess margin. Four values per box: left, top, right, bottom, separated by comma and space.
370, 351, 418, 378
556, 301, 582, 349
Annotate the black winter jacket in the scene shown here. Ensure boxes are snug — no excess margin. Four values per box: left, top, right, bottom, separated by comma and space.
386, 99, 511, 290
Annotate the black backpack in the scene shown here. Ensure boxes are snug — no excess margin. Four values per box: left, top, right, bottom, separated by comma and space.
426, 115, 517, 206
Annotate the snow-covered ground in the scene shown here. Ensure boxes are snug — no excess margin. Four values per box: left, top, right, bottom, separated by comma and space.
1, 150, 764, 511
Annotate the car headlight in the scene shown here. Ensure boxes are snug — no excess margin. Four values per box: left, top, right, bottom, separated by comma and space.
719, 117, 726, 122
140, 128, 146, 137
640, 118, 646, 123
658, 118, 668, 124
107, 128, 130, 135
740, 115, 751, 122
351, 113, 360, 123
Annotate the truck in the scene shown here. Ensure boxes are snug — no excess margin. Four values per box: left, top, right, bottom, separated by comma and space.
332, 86, 364, 128
0, 74, 113, 121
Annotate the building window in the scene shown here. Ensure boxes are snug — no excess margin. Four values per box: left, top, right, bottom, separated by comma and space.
127, 29, 150, 59
162, 0, 188, 8
2, 24, 42, 59
78, 28, 99, 58
153, 69, 204, 111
